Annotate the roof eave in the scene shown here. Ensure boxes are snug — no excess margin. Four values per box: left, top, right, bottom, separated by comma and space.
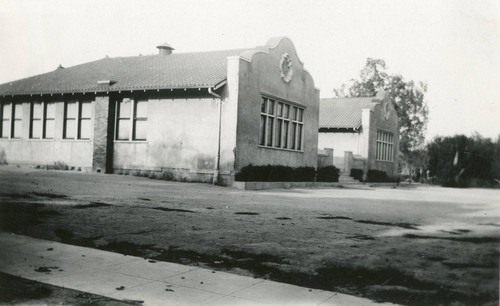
0, 83, 228, 98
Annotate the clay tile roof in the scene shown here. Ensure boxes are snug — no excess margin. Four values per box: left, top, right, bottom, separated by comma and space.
319, 96, 378, 129
0, 48, 252, 96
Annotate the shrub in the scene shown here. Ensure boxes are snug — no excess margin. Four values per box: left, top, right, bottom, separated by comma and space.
44, 161, 69, 171
350, 168, 364, 181
366, 170, 389, 182
235, 165, 315, 182
158, 170, 174, 181
317, 166, 340, 182
294, 167, 316, 182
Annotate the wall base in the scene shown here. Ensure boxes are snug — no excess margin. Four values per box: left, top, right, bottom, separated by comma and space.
232, 181, 340, 190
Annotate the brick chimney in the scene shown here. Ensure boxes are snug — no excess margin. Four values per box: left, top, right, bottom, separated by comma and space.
157, 42, 174, 55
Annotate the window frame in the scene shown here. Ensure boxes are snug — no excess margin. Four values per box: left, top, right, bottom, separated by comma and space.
30, 101, 43, 139
63, 100, 92, 140
115, 98, 148, 142
375, 129, 394, 162
12, 103, 23, 139
0, 102, 11, 139
43, 102, 56, 139
259, 95, 304, 152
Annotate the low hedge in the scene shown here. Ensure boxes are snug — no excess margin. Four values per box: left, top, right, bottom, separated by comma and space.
350, 168, 364, 181
235, 165, 340, 182
366, 170, 399, 183
317, 166, 340, 182
235, 165, 315, 182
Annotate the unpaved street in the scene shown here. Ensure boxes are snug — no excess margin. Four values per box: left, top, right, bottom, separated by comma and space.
0, 166, 498, 305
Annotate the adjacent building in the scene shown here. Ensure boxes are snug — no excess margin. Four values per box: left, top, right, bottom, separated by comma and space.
318, 91, 399, 178
0, 37, 319, 185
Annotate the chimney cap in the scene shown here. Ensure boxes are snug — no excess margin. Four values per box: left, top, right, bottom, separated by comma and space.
156, 42, 174, 50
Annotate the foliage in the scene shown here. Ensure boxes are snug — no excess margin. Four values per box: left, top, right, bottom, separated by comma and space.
401, 149, 428, 180
366, 170, 388, 182
317, 166, 340, 182
235, 165, 316, 182
350, 168, 364, 181
426, 133, 500, 187
334, 58, 429, 155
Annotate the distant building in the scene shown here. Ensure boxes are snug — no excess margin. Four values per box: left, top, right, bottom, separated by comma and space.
318, 91, 399, 178
0, 37, 319, 185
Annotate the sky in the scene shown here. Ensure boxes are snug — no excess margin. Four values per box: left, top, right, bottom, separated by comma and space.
0, 0, 499, 141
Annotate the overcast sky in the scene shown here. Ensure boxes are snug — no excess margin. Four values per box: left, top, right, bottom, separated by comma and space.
1, 0, 499, 141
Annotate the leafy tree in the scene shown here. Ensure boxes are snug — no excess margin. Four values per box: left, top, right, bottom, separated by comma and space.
334, 58, 429, 154
426, 133, 499, 187
401, 148, 428, 180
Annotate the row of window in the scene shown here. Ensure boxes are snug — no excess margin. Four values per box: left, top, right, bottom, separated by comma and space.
375, 130, 394, 161
0, 101, 93, 140
0, 99, 150, 141
259, 97, 304, 151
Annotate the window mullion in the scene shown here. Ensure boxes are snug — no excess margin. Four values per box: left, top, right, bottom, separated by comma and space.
42, 102, 46, 138
130, 100, 134, 141
9, 103, 14, 139
75, 101, 80, 139
264, 114, 268, 147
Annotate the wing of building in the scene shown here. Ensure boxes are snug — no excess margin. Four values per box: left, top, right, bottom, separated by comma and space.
318, 91, 399, 178
0, 37, 319, 185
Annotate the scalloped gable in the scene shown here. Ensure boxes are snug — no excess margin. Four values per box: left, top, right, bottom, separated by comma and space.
239, 36, 304, 66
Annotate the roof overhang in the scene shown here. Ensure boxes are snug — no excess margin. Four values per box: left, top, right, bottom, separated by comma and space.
1, 83, 229, 98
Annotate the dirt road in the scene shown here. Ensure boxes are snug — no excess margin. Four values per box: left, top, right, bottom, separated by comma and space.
0, 166, 498, 305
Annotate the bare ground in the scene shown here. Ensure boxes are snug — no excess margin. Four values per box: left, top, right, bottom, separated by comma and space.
0, 166, 498, 305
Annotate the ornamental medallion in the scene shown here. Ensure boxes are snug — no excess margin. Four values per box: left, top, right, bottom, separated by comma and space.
280, 53, 293, 83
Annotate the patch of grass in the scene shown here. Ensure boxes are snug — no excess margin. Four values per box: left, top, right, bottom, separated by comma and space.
0, 203, 60, 231
355, 220, 420, 230
73, 202, 112, 209
150, 207, 196, 213
317, 216, 353, 220
0, 193, 32, 199
0, 272, 139, 305
32, 192, 68, 199
101, 241, 156, 257
404, 234, 500, 244
54, 228, 74, 242
442, 261, 496, 269
346, 234, 375, 240
234, 212, 259, 215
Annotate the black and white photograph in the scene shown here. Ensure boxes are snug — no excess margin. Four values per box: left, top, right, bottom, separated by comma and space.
0, 0, 498, 305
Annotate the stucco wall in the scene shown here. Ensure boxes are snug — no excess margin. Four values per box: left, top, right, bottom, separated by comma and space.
112, 96, 221, 173
317, 132, 360, 158
366, 96, 400, 176
0, 99, 94, 168
234, 38, 319, 171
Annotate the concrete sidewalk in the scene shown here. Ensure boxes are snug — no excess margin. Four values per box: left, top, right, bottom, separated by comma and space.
0, 233, 395, 305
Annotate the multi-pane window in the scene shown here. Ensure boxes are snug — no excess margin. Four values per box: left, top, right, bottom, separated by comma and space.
79, 102, 92, 139
64, 102, 77, 139
13, 103, 22, 138
43, 102, 55, 139
116, 98, 148, 141
1, 102, 11, 138
376, 130, 394, 161
64, 101, 92, 140
30, 102, 57, 139
1, 102, 23, 139
30, 102, 43, 139
260, 97, 304, 151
